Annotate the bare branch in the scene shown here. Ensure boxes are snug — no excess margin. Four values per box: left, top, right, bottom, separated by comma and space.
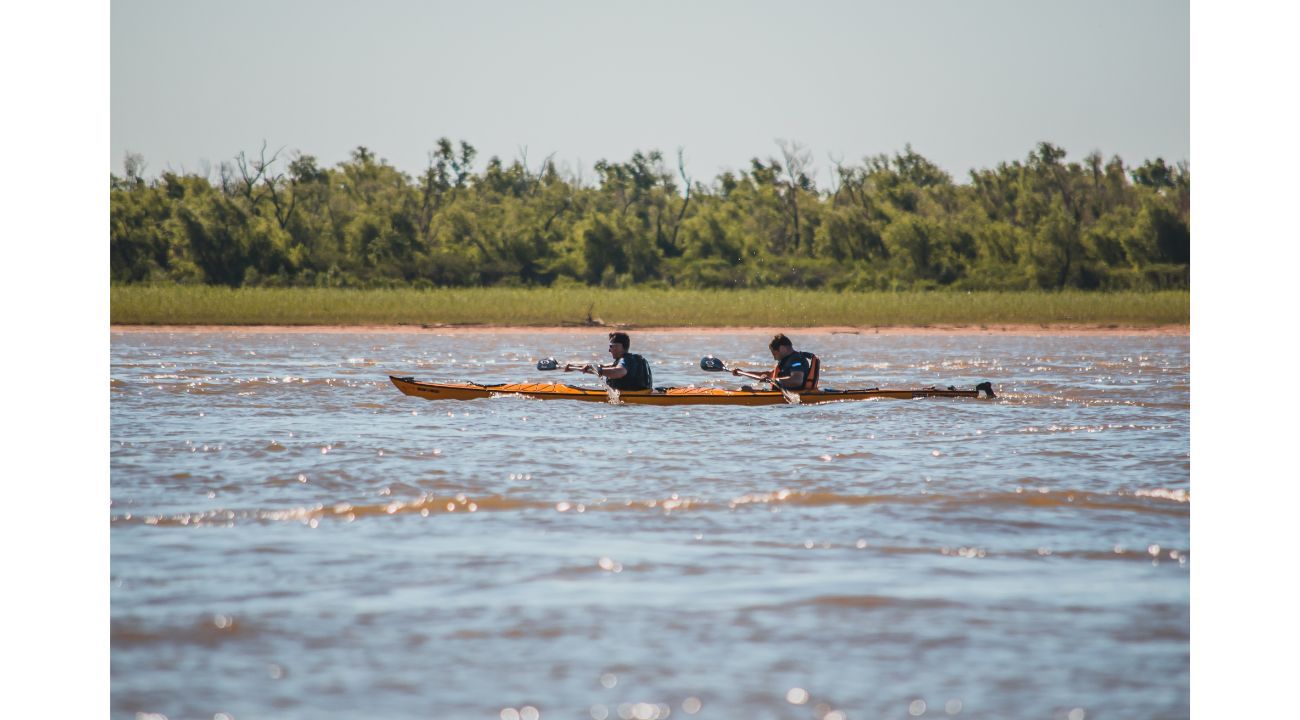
826, 152, 845, 198
536, 152, 557, 185
218, 161, 235, 194
669, 147, 693, 252
776, 139, 813, 252
776, 139, 813, 187
123, 152, 148, 183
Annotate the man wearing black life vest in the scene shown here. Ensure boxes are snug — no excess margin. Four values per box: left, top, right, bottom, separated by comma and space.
565, 331, 654, 391
733, 333, 820, 391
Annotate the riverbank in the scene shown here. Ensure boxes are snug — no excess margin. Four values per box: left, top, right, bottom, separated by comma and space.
111, 286, 1190, 327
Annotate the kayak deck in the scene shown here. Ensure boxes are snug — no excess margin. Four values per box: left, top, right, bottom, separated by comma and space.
389, 376, 994, 406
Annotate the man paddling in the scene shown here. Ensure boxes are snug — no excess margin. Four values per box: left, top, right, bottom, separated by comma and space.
565, 331, 654, 391
732, 333, 820, 391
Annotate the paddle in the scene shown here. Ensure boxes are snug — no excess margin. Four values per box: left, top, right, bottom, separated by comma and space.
538, 356, 625, 400
537, 357, 599, 374
699, 356, 800, 404
538, 356, 616, 384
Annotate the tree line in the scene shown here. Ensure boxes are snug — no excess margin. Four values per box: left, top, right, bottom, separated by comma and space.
110, 140, 1189, 291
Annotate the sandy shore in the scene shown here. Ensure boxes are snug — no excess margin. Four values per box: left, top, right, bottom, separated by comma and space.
112, 323, 1188, 336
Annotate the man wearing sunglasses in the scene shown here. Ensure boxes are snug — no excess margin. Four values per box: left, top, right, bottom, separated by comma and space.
565, 331, 654, 391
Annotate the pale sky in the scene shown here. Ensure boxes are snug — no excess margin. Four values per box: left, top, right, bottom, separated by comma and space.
111, 0, 1189, 184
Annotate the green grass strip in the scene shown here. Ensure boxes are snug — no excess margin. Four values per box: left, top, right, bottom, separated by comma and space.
110, 286, 1189, 327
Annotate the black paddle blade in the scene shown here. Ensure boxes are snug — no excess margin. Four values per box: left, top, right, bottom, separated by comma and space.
536, 357, 560, 371
699, 356, 726, 372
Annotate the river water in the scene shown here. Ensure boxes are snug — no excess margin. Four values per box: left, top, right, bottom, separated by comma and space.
110, 329, 1189, 720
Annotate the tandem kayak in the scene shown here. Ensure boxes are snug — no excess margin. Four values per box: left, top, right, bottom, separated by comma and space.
389, 376, 995, 406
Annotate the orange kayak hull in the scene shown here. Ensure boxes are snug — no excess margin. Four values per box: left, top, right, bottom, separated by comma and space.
389, 376, 993, 406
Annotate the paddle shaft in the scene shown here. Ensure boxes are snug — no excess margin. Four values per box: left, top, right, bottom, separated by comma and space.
538, 361, 602, 374
564, 363, 615, 377
540, 362, 624, 390
729, 365, 799, 403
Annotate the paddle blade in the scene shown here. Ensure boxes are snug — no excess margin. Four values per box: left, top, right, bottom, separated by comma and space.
699, 356, 727, 372
536, 357, 560, 371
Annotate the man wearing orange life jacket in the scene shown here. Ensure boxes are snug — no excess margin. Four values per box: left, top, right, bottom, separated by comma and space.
732, 333, 820, 391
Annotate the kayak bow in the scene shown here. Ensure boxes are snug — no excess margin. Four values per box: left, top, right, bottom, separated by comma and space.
389, 376, 995, 406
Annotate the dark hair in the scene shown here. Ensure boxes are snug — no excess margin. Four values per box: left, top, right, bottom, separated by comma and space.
609, 331, 631, 349
768, 333, 793, 351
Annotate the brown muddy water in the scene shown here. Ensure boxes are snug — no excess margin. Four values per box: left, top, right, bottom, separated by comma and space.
110, 330, 1189, 719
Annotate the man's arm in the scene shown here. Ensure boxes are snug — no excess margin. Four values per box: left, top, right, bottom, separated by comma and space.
599, 363, 628, 379
583, 361, 628, 379
731, 368, 774, 379
774, 370, 805, 390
